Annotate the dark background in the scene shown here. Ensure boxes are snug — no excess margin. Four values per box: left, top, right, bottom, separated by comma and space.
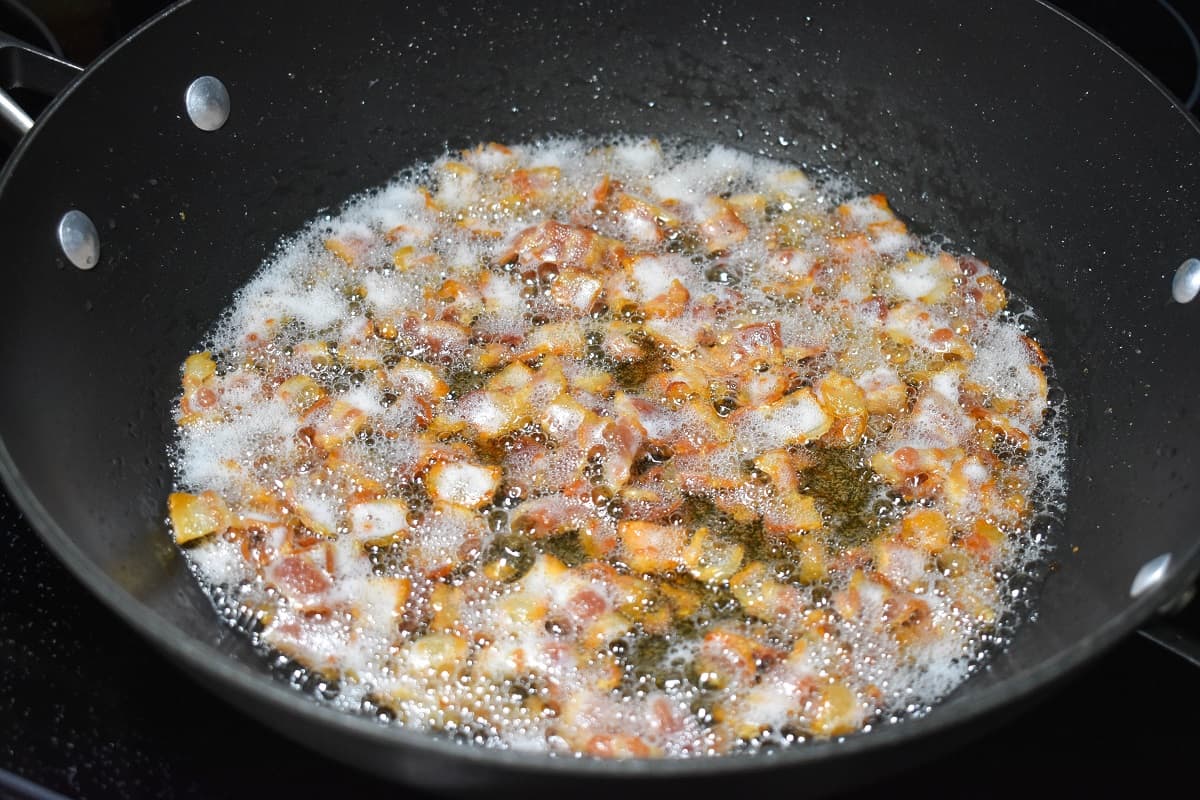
2, 1, 1199, 797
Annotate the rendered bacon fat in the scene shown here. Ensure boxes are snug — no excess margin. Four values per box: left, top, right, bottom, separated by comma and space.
168, 138, 1065, 758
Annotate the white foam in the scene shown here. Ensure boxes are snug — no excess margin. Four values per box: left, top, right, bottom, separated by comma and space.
891, 257, 941, 302
177, 396, 296, 499
612, 140, 663, 173
170, 135, 1067, 758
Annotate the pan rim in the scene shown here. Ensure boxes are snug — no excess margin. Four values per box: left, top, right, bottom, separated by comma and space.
1, 0, 1199, 782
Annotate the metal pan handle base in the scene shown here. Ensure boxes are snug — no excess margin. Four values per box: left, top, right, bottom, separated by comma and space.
0, 28, 81, 143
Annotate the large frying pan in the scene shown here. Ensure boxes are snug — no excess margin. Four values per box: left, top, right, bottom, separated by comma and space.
2, 0, 1199, 793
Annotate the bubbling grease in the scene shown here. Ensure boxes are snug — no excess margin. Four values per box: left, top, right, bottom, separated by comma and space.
168, 138, 1066, 757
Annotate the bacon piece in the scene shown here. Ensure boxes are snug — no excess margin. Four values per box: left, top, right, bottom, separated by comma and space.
855, 366, 908, 416
682, 527, 744, 583
618, 521, 687, 574
501, 220, 619, 273
873, 539, 928, 590
313, 399, 370, 450
697, 197, 749, 253
884, 302, 972, 360
411, 319, 470, 361
324, 234, 371, 266
386, 357, 449, 403
733, 387, 832, 447
477, 270, 525, 316
729, 321, 783, 367
177, 352, 223, 425
615, 192, 680, 244
752, 449, 801, 494
960, 518, 1006, 563
619, 484, 685, 525
260, 610, 348, 672
426, 461, 501, 509
352, 575, 412, 637
600, 416, 644, 490
269, 552, 333, 600
870, 445, 964, 501
401, 632, 471, 676
168, 491, 231, 544
888, 253, 957, 304
538, 392, 590, 442
408, 502, 489, 578
897, 508, 952, 553
665, 400, 731, 456
601, 321, 645, 362
433, 277, 484, 320
431, 160, 480, 211
740, 368, 789, 408
816, 371, 868, 446
626, 254, 691, 319
437, 361, 535, 440
729, 561, 805, 623
694, 626, 778, 690
509, 493, 617, 555
504, 166, 561, 202
642, 309, 712, 353
761, 491, 823, 536
548, 269, 603, 315
516, 321, 586, 360
460, 141, 516, 170
348, 498, 410, 543
275, 374, 326, 417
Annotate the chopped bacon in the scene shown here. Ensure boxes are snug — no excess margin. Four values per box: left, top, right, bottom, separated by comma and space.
627, 254, 692, 319
170, 140, 1056, 757
752, 449, 801, 494
324, 235, 370, 266
313, 399, 369, 450
855, 366, 907, 416
730, 561, 805, 623
697, 197, 749, 253
548, 270, 603, 315
870, 445, 964, 501
695, 626, 779, 689
426, 461, 501, 509
504, 166, 561, 202
510, 493, 610, 546
386, 358, 449, 403
502, 220, 620, 273
168, 491, 231, 544
348, 499, 410, 543
412, 319, 470, 361
618, 520, 688, 574
408, 502, 490, 578
615, 192, 679, 244
601, 321, 645, 362
269, 552, 333, 600
732, 387, 832, 446
729, 321, 783, 367
516, 321, 586, 360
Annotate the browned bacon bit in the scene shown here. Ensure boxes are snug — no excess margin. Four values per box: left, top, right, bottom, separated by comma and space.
168, 138, 1063, 759
502, 220, 621, 273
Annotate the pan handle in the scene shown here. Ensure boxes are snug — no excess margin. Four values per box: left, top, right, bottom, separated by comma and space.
0, 29, 81, 143
1138, 621, 1200, 668
1137, 584, 1200, 668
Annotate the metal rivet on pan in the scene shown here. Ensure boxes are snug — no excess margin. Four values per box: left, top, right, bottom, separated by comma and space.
1130, 552, 1172, 599
1171, 258, 1200, 303
57, 209, 99, 271
185, 76, 230, 131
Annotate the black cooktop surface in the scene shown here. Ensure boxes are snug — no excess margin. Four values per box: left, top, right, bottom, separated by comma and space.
3, 1, 1200, 798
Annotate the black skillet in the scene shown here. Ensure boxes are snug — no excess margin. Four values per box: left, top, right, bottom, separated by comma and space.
1, 0, 1199, 794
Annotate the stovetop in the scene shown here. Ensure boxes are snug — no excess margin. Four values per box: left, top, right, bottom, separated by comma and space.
2, 2, 1200, 798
